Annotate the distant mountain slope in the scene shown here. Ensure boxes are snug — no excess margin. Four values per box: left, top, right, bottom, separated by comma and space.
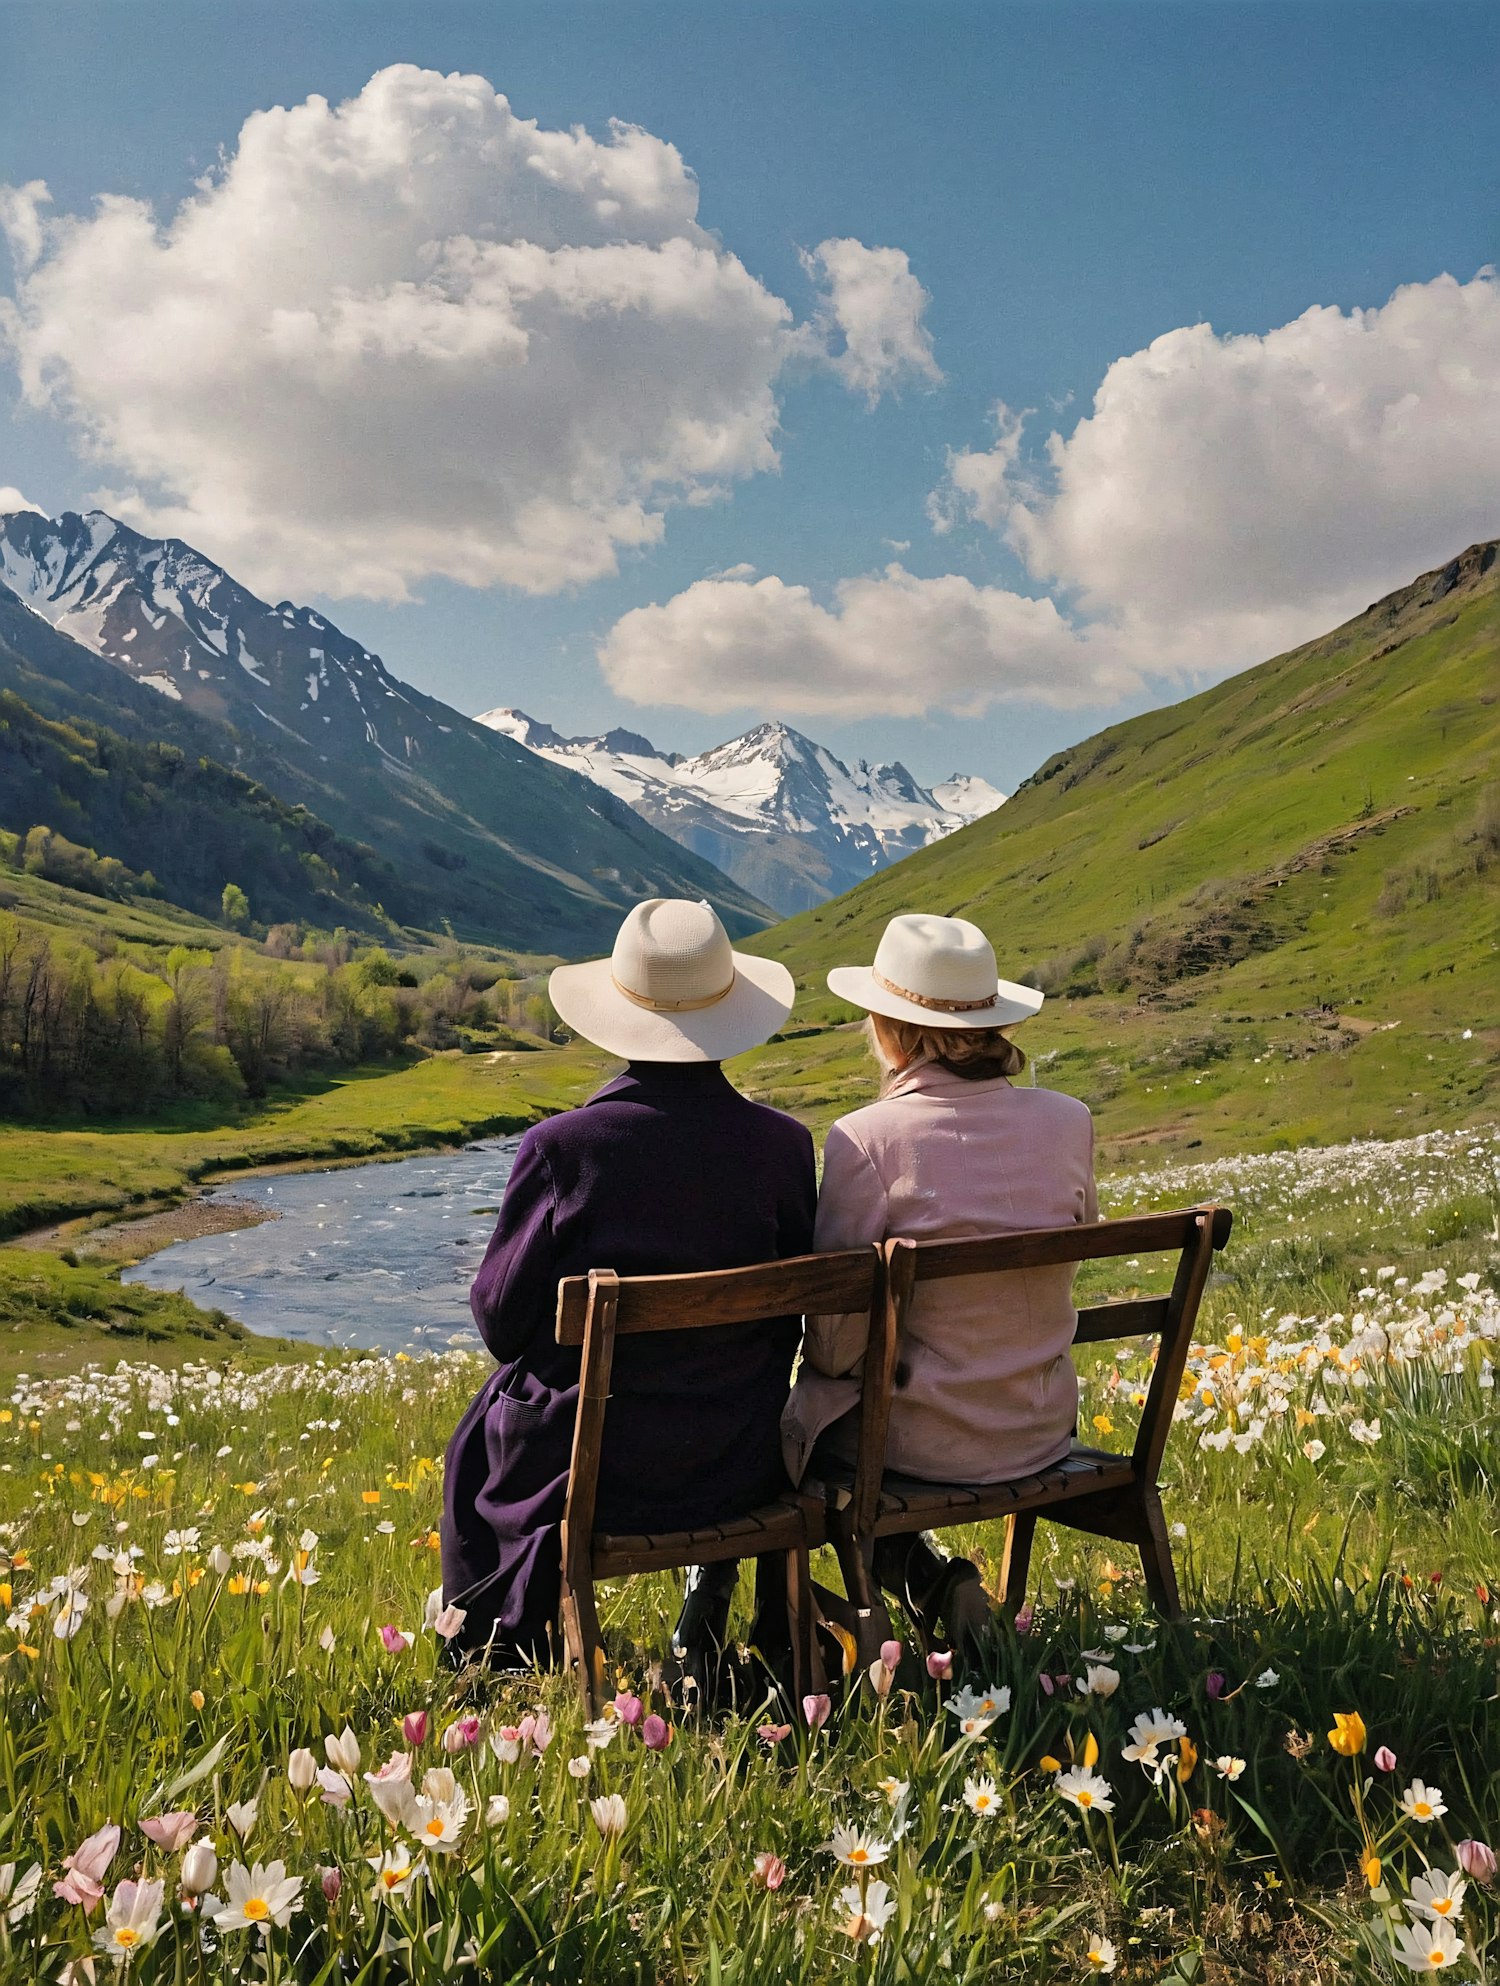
0, 688, 410, 930
0, 510, 771, 948
748, 542, 1498, 1148
476, 708, 1004, 915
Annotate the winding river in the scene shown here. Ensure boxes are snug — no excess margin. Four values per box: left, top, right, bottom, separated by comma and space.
122, 1140, 520, 1355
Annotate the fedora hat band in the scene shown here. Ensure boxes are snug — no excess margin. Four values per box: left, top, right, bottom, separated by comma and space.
871, 967, 999, 1015
610, 970, 737, 1015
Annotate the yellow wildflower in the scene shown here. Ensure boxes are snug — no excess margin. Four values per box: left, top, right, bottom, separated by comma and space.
1327, 1712, 1366, 1757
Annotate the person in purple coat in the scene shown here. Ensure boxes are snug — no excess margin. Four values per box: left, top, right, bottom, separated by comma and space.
441, 898, 816, 1670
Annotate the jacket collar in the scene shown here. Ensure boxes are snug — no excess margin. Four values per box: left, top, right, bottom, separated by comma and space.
881, 1059, 1014, 1103
588, 1061, 731, 1105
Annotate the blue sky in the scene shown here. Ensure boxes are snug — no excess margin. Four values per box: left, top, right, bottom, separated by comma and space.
2, 2, 1496, 788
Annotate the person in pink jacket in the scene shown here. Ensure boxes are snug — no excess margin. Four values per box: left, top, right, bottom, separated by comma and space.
781, 912, 1097, 1650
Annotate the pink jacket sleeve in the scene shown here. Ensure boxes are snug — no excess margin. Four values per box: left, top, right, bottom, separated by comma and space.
803, 1121, 888, 1377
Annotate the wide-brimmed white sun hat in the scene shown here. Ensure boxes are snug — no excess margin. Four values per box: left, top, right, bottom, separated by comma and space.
827, 913, 1044, 1030
549, 898, 795, 1063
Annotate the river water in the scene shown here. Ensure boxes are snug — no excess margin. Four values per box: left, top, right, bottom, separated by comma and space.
121, 1141, 520, 1355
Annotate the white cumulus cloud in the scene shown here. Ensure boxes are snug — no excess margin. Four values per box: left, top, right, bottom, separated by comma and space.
934, 270, 1500, 672
598, 565, 1133, 719
0, 67, 924, 604
803, 238, 942, 404
0, 485, 41, 516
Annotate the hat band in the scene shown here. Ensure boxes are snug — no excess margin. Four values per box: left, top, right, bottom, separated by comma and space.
611, 970, 737, 1014
872, 967, 998, 1014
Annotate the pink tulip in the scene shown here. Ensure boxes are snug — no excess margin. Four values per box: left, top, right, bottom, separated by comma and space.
925, 1650, 953, 1681
753, 1852, 787, 1890
1374, 1745, 1397, 1773
879, 1639, 903, 1672
1038, 1672, 1055, 1697
518, 1710, 552, 1755
1205, 1671, 1226, 1701
402, 1711, 429, 1748
1013, 1603, 1035, 1636
757, 1722, 792, 1745
54, 1822, 120, 1911
320, 1865, 343, 1902
1457, 1839, 1497, 1885
378, 1624, 412, 1653
612, 1692, 644, 1727
442, 1715, 482, 1755
641, 1714, 673, 1752
802, 1692, 831, 1731
139, 1810, 197, 1853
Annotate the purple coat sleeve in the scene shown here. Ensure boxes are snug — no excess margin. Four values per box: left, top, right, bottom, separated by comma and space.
468, 1131, 558, 1363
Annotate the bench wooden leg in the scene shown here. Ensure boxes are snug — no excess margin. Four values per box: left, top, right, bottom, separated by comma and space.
559, 1561, 606, 1716
1136, 1487, 1182, 1621
999, 1512, 1036, 1616
1022, 1482, 1183, 1623
785, 1540, 826, 1703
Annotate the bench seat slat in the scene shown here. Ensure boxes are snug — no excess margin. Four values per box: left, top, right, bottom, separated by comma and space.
857, 1444, 1137, 1532
594, 1495, 814, 1576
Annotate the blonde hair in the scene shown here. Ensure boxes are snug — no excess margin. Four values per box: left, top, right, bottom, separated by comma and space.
867, 1012, 1026, 1092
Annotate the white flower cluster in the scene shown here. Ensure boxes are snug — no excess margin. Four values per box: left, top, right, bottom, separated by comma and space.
6, 1349, 478, 1433
1106, 1125, 1498, 1227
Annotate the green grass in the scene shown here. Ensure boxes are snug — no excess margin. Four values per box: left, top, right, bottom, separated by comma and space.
0, 1131, 1495, 1982
0, 1249, 322, 1381
0, 861, 227, 950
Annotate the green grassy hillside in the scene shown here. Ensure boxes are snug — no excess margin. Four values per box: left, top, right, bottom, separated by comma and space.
0, 688, 414, 931
744, 542, 1500, 1160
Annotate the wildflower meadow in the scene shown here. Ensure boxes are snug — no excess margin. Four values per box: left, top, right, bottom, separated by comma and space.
1, 1127, 1496, 1983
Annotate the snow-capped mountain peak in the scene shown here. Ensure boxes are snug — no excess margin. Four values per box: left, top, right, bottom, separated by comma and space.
0, 506, 419, 751
474, 706, 1004, 916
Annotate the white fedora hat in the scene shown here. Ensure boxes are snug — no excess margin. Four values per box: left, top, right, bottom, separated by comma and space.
827, 913, 1044, 1030
549, 898, 795, 1063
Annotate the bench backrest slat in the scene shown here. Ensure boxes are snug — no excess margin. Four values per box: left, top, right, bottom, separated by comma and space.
907, 1206, 1231, 1281
1073, 1296, 1171, 1345
555, 1248, 876, 1346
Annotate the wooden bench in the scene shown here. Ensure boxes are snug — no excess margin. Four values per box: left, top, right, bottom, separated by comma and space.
821, 1206, 1232, 1663
554, 1248, 880, 1713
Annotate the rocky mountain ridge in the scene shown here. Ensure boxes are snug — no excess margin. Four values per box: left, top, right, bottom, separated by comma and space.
477, 707, 1004, 915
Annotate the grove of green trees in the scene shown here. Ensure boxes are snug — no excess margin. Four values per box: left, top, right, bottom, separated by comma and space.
0, 915, 560, 1119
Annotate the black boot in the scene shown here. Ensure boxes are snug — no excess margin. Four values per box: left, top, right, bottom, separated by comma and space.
670, 1561, 737, 1702
874, 1532, 992, 1667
